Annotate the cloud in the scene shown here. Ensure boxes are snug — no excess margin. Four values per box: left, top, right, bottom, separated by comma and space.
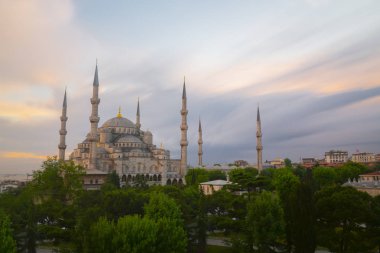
0, 152, 46, 160
0, 0, 380, 172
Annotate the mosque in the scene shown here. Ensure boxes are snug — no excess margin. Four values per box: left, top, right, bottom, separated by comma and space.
57, 64, 201, 188
57, 64, 264, 189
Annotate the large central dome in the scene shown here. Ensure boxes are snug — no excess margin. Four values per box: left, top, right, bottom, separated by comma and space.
101, 117, 136, 128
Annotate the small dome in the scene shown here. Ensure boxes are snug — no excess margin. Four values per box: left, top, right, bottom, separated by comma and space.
101, 117, 135, 128
116, 135, 142, 143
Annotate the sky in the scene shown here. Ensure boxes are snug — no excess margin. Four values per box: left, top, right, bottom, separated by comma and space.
0, 0, 380, 173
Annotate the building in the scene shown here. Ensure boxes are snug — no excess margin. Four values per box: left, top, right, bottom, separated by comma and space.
325, 150, 348, 164
267, 158, 285, 169
344, 171, 380, 197
301, 158, 317, 168
59, 64, 189, 187
351, 152, 376, 164
359, 171, 380, 182
199, 180, 231, 195
234, 160, 248, 167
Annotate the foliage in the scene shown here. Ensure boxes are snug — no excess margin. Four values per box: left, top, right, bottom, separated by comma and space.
186, 168, 210, 185
2, 158, 379, 253
228, 168, 259, 198
336, 161, 368, 184
103, 189, 148, 221
185, 168, 226, 185
284, 158, 292, 168
0, 210, 17, 253
312, 166, 337, 189
315, 186, 373, 253
85, 214, 187, 253
246, 191, 285, 253
272, 168, 300, 253
145, 192, 183, 225
101, 170, 120, 190
208, 170, 227, 181
84, 217, 114, 253
292, 182, 316, 253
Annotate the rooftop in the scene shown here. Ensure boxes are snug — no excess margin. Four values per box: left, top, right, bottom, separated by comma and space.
199, 180, 232, 186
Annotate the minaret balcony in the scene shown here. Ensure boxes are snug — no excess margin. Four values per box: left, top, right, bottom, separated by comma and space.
60, 116, 68, 121
90, 98, 100, 104
89, 116, 100, 123
59, 130, 67, 135
58, 144, 67, 149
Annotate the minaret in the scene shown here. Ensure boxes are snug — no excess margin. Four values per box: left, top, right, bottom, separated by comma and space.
58, 89, 68, 161
180, 77, 188, 176
136, 97, 141, 129
88, 63, 100, 170
198, 118, 203, 167
256, 106, 263, 171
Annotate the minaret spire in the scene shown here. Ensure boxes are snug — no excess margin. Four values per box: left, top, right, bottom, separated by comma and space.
180, 77, 188, 176
256, 106, 263, 172
136, 97, 141, 129
198, 118, 203, 167
88, 62, 101, 170
58, 89, 68, 161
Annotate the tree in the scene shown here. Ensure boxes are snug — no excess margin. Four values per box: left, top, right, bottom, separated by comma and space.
208, 170, 227, 181
84, 217, 114, 253
115, 215, 158, 253
185, 168, 209, 185
312, 166, 337, 189
337, 161, 368, 184
0, 211, 17, 253
284, 158, 292, 169
145, 192, 183, 225
103, 189, 148, 221
246, 191, 285, 253
292, 182, 316, 253
101, 171, 120, 190
228, 168, 259, 198
144, 192, 187, 252
315, 186, 373, 253
369, 195, 380, 252
272, 169, 300, 253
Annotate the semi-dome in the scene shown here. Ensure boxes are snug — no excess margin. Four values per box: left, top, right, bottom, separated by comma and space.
116, 135, 142, 143
101, 117, 136, 128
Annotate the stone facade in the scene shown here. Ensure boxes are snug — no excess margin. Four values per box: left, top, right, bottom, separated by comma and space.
351, 152, 376, 164
325, 150, 348, 164
344, 172, 380, 197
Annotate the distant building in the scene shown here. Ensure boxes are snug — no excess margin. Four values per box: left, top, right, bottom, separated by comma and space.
351, 152, 375, 164
301, 158, 317, 168
199, 180, 231, 195
344, 171, 380, 197
234, 160, 248, 167
375, 154, 380, 162
359, 171, 380, 182
325, 150, 348, 164
267, 158, 285, 169
82, 169, 107, 190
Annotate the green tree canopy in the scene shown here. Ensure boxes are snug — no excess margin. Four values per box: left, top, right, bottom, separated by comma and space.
0, 211, 17, 253
315, 186, 373, 253
144, 192, 183, 225
246, 191, 285, 253
312, 166, 337, 189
